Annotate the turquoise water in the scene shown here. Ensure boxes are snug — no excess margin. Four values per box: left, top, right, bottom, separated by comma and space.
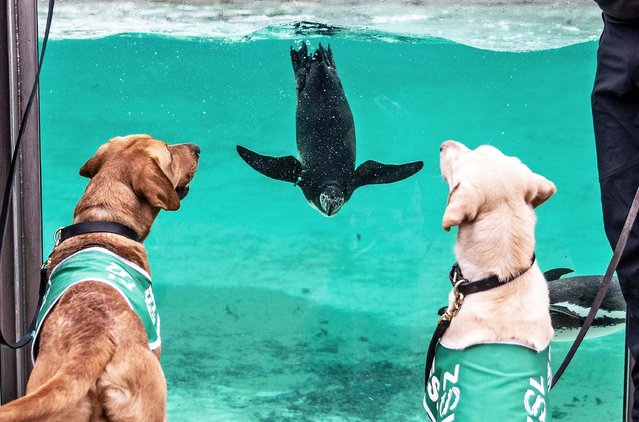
39, 34, 623, 420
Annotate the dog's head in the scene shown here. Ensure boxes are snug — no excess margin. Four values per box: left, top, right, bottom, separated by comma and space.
78, 134, 200, 217
440, 140, 555, 232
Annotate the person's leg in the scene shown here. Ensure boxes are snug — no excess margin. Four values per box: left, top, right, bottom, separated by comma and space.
600, 171, 639, 419
592, 13, 639, 421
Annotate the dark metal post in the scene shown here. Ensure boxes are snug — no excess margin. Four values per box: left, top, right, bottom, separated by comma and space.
0, 0, 42, 403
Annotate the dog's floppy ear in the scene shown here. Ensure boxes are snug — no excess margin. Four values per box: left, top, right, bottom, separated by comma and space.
79, 143, 110, 178
442, 182, 480, 231
132, 158, 180, 211
525, 173, 556, 208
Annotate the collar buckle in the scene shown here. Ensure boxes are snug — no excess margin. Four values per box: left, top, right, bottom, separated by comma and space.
53, 227, 63, 246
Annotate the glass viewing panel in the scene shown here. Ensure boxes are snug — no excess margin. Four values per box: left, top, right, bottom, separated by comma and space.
38, 1, 621, 420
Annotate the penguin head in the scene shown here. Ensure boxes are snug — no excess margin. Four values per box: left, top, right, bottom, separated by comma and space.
318, 183, 345, 217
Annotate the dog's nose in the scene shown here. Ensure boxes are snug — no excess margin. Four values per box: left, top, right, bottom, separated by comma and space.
187, 143, 200, 156
440, 140, 458, 152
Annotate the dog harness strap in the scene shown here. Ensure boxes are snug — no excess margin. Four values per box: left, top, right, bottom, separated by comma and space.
31, 247, 160, 364
424, 343, 551, 421
58, 221, 140, 244
0, 223, 140, 350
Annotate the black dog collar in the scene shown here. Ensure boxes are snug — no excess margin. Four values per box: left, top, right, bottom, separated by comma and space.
449, 254, 536, 296
55, 221, 140, 245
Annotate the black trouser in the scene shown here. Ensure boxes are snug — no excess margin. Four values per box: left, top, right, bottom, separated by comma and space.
592, 12, 639, 421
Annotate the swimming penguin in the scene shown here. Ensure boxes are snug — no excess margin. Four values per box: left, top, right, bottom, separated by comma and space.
236, 43, 424, 217
545, 268, 626, 342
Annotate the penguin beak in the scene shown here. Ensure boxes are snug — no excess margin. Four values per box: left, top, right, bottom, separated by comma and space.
319, 190, 344, 217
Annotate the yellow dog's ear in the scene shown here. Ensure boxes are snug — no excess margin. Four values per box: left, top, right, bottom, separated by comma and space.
132, 158, 180, 211
79, 143, 111, 178
525, 173, 556, 208
442, 182, 480, 232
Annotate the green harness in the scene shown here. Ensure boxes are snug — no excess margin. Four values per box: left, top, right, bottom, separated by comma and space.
424, 342, 551, 422
32, 247, 160, 363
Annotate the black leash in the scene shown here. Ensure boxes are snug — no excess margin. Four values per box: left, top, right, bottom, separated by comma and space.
550, 186, 639, 389
424, 256, 536, 391
0, 221, 140, 349
0, 0, 55, 349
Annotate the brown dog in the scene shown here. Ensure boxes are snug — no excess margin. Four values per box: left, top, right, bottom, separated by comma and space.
0, 134, 199, 422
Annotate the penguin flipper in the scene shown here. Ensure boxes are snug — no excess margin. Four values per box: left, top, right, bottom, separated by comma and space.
544, 268, 575, 282
236, 145, 302, 183
352, 160, 424, 190
549, 304, 585, 322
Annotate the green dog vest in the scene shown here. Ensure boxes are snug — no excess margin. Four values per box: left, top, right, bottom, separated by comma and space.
32, 247, 160, 363
424, 342, 551, 422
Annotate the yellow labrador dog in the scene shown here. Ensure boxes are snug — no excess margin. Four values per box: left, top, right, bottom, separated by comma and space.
424, 140, 555, 422
0, 135, 199, 422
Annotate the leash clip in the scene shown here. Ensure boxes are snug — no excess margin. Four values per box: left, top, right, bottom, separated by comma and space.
41, 257, 51, 271
440, 274, 467, 322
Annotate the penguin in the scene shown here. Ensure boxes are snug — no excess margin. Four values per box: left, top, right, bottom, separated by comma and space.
236, 43, 424, 217
545, 268, 626, 342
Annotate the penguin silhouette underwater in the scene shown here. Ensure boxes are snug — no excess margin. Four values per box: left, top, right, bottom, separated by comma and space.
544, 268, 625, 341
236, 43, 424, 217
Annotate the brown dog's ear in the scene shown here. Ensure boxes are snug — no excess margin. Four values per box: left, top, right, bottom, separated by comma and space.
132, 159, 180, 211
442, 183, 480, 232
79, 143, 110, 178
525, 173, 556, 208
